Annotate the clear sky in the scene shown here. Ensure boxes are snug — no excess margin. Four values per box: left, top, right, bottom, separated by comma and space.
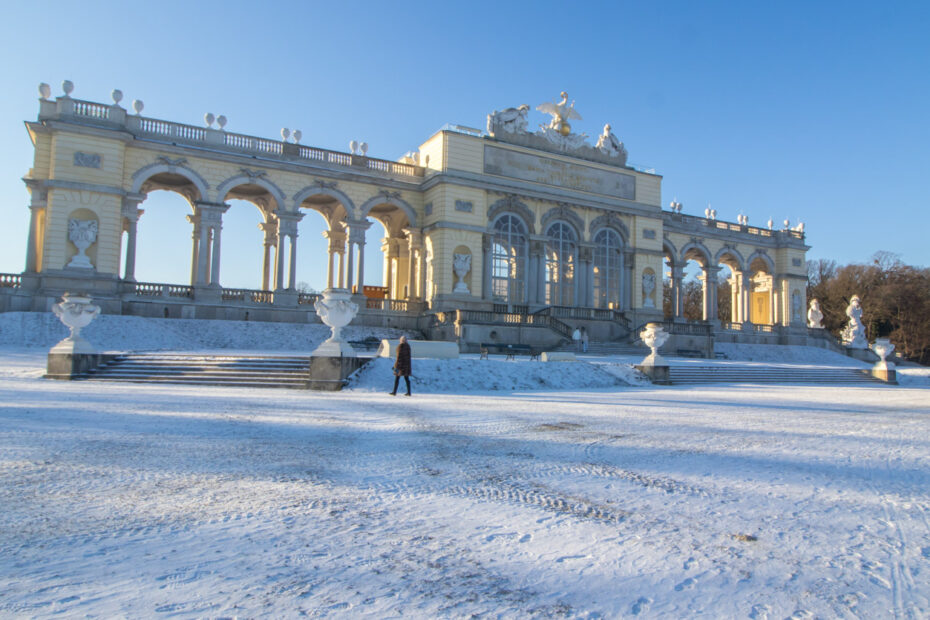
1, 0, 928, 291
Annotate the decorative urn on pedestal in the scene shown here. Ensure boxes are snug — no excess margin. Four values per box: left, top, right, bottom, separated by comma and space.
311, 288, 359, 357
871, 337, 897, 383
635, 322, 671, 384
452, 254, 472, 294
51, 292, 100, 354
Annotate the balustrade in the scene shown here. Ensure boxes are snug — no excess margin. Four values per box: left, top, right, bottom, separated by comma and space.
0, 273, 22, 288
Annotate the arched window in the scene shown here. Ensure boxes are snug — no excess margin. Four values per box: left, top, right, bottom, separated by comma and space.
491, 214, 527, 304
593, 228, 623, 309
545, 222, 577, 306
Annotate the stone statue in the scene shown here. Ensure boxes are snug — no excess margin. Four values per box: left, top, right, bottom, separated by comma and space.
642, 272, 656, 308
453, 253, 472, 294
537, 91, 582, 135
807, 298, 824, 329
842, 295, 868, 349
66, 219, 98, 269
595, 123, 628, 164
487, 104, 530, 136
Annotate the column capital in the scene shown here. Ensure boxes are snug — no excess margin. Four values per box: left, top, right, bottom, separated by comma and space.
403, 227, 423, 249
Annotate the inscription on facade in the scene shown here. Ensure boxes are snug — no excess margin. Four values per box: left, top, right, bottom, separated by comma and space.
484, 145, 635, 199
454, 200, 473, 213
642, 229, 656, 239
73, 152, 102, 168
424, 202, 433, 216
792, 258, 802, 267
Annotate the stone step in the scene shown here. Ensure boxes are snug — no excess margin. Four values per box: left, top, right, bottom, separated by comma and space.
667, 366, 881, 384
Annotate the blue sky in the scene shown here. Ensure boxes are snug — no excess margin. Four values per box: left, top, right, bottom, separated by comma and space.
1, 0, 928, 291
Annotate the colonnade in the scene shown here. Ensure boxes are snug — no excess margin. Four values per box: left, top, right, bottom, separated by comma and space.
118, 201, 423, 299
665, 262, 790, 325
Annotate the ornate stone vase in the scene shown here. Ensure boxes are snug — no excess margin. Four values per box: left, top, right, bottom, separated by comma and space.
66, 219, 98, 269
312, 288, 359, 357
453, 254, 471, 294
872, 338, 895, 368
51, 292, 101, 353
640, 322, 670, 366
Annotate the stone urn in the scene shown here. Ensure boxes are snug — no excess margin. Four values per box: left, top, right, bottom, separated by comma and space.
636, 322, 671, 384
872, 338, 895, 368
312, 288, 359, 357
51, 292, 101, 353
453, 253, 471, 294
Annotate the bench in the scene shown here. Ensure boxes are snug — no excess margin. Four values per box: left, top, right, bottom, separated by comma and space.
480, 343, 538, 361
676, 348, 704, 358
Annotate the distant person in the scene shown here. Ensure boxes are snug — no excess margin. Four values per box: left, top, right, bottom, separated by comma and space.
572, 327, 581, 352
581, 327, 589, 353
391, 335, 412, 396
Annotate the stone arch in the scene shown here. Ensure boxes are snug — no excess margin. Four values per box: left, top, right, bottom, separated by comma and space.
662, 237, 680, 266
216, 174, 287, 211
746, 249, 775, 273
130, 161, 209, 204
714, 246, 745, 271
359, 193, 417, 230
540, 205, 584, 240
292, 184, 357, 218
589, 213, 629, 244
679, 240, 713, 267
487, 195, 535, 234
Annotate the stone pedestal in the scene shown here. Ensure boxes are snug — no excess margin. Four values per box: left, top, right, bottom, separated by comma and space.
305, 356, 371, 391
635, 363, 670, 385
47, 351, 118, 380
871, 363, 897, 384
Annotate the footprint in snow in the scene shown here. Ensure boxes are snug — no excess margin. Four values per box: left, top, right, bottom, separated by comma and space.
631, 597, 651, 615
519, 534, 532, 543
674, 577, 696, 591
555, 555, 587, 563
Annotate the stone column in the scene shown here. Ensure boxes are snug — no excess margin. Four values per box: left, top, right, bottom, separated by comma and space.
322, 229, 345, 290
729, 273, 740, 323
210, 224, 223, 286
187, 214, 200, 286
272, 211, 303, 291
403, 228, 422, 300
346, 219, 372, 294
618, 250, 626, 311
23, 181, 46, 273
536, 241, 547, 305
259, 220, 278, 291
770, 277, 779, 326
193, 201, 229, 287
482, 234, 492, 300
669, 265, 684, 318
121, 197, 143, 282
623, 251, 635, 311
704, 266, 720, 322
741, 270, 753, 325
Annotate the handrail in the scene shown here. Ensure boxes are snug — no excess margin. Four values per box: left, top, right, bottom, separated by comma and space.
132, 281, 193, 298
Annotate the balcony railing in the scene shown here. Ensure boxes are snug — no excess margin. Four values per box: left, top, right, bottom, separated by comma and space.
663, 212, 805, 242
0, 273, 22, 289
50, 97, 424, 179
221, 288, 274, 304
132, 282, 193, 298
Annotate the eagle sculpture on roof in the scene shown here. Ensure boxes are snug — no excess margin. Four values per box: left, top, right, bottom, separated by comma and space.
536, 91, 582, 136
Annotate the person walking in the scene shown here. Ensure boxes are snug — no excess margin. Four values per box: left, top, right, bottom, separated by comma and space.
572, 327, 581, 352
581, 327, 589, 353
391, 335, 412, 396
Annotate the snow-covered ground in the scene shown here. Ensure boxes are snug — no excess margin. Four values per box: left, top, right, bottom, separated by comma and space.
1, 313, 929, 617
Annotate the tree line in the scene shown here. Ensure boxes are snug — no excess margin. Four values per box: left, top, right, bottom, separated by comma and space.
807, 252, 930, 365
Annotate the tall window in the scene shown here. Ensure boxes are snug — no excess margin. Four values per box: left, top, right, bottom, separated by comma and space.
593, 228, 622, 308
491, 214, 527, 304
545, 222, 576, 306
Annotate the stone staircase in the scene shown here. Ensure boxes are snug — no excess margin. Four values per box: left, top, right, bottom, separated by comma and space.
668, 365, 883, 385
83, 353, 315, 389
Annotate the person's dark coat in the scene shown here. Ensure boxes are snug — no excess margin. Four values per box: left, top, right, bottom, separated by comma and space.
394, 342, 412, 377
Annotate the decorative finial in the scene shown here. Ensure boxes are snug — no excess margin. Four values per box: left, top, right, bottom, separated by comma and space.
349, 140, 358, 154
360, 142, 368, 156
767, 217, 774, 230
292, 130, 301, 143
216, 115, 227, 130
204, 113, 215, 128
281, 127, 290, 141
38, 83, 51, 100
111, 89, 123, 105
61, 80, 74, 96
784, 218, 790, 229
132, 100, 144, 115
